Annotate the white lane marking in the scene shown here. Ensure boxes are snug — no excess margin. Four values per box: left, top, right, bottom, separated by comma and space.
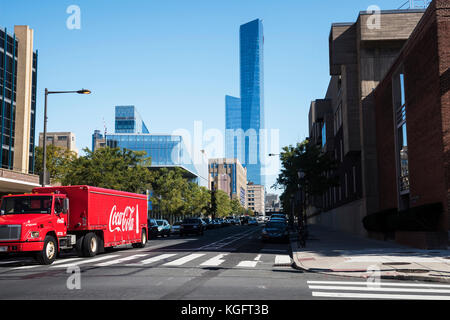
51, 255, 120, 268
0, 260, 19, 265
94, 254, 147, 267
307, 281, 450, 288
309, 285, 450, 294
254, 254, 262, 261
126, 254, 177, 266
237, 260, 258, 268
200, 254, 228, 267
163, 253, 205, 266
275, 255, 292, 265
197, 229, 259, 251
12, 257, 84, 270
312, 292, 450, 300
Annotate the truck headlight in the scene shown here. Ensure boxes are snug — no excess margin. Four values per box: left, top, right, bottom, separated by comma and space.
29, 231, 40, 239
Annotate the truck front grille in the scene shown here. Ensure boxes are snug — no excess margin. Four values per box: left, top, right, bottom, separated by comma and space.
0, 225, 21, 241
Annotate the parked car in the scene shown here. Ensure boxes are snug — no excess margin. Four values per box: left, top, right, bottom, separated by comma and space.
248, 217, 258, 226
270, 214, 287, 220
212, 219, 222, 228
171, 221, 182, 234
148, 218, 159, 239
240, 216, 249, 225
156, 219, 171, 237
203, 218, 214, 230
180, 218, 205, 236
262, 220, 289, 243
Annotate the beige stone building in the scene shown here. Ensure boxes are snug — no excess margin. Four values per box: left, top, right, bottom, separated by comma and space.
0, 25, 41, 194
39, 132, 78, 156
247, 183, 265, 215
209, 158, 247, 207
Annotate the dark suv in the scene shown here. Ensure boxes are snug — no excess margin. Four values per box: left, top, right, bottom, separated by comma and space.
148, 218, 159, 239
180, 218, 205, 236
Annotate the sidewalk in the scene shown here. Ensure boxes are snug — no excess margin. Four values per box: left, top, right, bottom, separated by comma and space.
290, 224, 450, 283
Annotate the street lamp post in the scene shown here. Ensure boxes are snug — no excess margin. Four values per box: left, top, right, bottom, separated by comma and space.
41, 88, 91, 187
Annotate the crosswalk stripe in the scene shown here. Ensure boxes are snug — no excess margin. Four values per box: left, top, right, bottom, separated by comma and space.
307, 281, 450, 288
200, 254, 228, 267
51, 255, 120, 268
237, 260, 258, 268
275, 255, 292, 265
312, 291, 450, 300
163, 253, 206, 266
309, 285, 450, 294
94, 254, 147, 267
12, 257, 84, 270
126, 254, 177, 266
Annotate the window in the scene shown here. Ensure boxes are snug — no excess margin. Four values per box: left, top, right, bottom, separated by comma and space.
334, 103, 343, 135
58, 136, 67, 141
321, 122, 326, 147
394, 72, 409, 194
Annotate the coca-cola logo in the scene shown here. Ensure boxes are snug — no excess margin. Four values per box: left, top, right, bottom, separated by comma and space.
109, 205, 139, 233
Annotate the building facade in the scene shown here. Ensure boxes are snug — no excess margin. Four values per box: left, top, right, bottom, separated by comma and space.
0, 25, 40, 194
115, 105, 149, 134
39, 132, 78, 155
308, 9, 425, 235
247, 183, 265, 215
209, 158, 247, 207
225, 19, 265, 186
374, 0, 450, 233
94, 106, 208, 188
1, 25, 37, 174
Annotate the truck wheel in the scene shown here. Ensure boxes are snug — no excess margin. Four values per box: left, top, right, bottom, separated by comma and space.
75, 235, 84, 257
132, 229, 147, 248
36, 235, 57, 265
82, 233, 98, 257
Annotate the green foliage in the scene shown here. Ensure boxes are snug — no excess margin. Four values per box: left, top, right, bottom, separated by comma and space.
34, 145, 77, 182
274, 139, 339, 215
215, 190, 232, 217
61, 147, 152, 194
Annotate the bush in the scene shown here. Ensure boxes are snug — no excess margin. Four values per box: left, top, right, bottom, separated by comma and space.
387, 202, 443, 232
362, 208, 398, 233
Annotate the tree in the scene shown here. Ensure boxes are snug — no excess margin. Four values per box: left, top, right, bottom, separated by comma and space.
61, 147, 153, 194
274, 139, 339, 228
215, 190, 232, 217
34, 145, 77, 182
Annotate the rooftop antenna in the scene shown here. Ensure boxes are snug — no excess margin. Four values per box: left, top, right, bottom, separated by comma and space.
103, 117, 107, 147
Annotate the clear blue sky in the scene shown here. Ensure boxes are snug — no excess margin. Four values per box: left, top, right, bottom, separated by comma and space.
2, 0, 408, 191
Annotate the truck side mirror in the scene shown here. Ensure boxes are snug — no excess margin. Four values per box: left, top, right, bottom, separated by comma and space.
63, 198, 69, 214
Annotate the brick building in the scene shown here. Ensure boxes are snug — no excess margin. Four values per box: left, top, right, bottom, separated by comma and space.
308, 9, 425, 235
374, 0, 450, 233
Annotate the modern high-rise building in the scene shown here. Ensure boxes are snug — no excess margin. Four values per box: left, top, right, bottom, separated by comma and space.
0, 25, 37, 174
225, 95, 241, 160
225, 19, 265, 186
115, 105, 149, 134
93, 106, 208, 188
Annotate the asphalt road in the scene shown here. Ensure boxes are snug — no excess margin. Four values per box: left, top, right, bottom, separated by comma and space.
0, 224, 448, 301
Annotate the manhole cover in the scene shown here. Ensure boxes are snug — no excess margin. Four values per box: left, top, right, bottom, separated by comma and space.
381, 262, 411, 266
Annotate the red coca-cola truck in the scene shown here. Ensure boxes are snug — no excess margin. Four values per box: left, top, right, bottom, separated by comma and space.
0, 186, 148, 265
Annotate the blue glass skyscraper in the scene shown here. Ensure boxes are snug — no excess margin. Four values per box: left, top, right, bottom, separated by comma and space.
225, 19, 264, 186
225, 95, 241, 160
115, 106, 149, 134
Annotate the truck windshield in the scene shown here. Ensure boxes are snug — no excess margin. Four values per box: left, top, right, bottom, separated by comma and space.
0, 196, 52, 215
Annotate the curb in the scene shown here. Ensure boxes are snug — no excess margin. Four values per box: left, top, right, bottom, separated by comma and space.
288, 233, 450, 284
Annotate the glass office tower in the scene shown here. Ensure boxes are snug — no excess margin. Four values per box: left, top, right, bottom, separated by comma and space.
225, 95, 241, 160
239, 19, 264, 185
115, 106, 149, 134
